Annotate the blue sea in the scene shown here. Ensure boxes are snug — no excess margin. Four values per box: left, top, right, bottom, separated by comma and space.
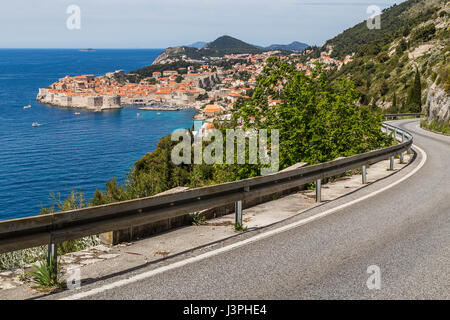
0, 49, 197, 220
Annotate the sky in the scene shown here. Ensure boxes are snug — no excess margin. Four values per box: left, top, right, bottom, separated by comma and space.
0, 0, 406, 49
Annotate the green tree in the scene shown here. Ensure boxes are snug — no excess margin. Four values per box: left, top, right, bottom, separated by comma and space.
380, 81, 389, 96
233, 71, 251, 82
371, 98, 378, 112
391, 92, 398, 113
175, 75, 184, 83
407, 67, 422, 112
412, 24, 436, 43
231, 58, 391, 168
396, 39, 407, 55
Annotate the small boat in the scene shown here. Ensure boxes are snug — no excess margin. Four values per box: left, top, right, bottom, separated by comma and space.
24, 105, 32, 109
74, 112, 81, 115
32, 122, 40, 127
157, 112, 161, 115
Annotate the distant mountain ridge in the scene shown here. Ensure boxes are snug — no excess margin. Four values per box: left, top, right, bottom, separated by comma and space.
153, 36, 309, 64
186, 41, 207, 49
255, 41, 309, 52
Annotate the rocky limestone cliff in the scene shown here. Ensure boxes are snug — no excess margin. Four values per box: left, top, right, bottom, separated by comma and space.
425, 83, 450, 124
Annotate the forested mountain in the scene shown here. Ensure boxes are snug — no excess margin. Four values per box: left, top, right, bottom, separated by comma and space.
201, 36, 262, 55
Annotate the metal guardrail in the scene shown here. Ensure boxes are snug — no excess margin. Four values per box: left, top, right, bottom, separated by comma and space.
0, 123, 413, 257
385, 113, 424, 120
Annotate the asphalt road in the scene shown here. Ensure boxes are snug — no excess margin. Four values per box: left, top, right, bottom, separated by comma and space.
61, 119, 450, 300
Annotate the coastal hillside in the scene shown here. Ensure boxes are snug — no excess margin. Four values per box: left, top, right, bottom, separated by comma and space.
325, 0, 420, 59
328, 0, 449, 122
153, 46, 204, 64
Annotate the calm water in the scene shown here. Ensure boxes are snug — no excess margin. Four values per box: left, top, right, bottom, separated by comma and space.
0, 49, 196, 220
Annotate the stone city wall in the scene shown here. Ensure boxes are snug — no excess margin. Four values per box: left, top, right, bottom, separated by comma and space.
37, 88, 122, 111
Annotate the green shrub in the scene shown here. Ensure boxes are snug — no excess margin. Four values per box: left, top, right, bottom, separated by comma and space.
396, 39, 408, 55
377, 52, 390, 63
421, 120, 450, 135
412, 24, 436, 43
28, 255, 65, 289
191, 214, 206, 226
235, 221, 248, 232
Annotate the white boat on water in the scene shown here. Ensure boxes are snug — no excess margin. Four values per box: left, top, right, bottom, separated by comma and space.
24, 105, 32, 109
32, 122, 40, 127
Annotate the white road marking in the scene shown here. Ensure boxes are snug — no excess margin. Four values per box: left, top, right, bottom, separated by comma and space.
62, 144, 428, 300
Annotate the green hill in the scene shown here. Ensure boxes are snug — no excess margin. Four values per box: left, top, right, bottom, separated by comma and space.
327, 0, 449, 115
326, 0, 419, 59
202, 35, 262, 55
262, 41, 309, 52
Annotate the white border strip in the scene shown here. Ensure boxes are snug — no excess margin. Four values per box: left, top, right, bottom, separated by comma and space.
62, 144, 427, 300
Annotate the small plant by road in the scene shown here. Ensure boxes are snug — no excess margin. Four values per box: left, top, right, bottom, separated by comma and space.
191, 213, 207, 226
235, 221, 248, 232
28, 255, 65, 290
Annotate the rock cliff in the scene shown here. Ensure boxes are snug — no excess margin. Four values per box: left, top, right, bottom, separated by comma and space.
425, 84, 450, 124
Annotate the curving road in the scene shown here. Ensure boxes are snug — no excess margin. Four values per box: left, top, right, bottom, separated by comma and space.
58, 119, 450, 300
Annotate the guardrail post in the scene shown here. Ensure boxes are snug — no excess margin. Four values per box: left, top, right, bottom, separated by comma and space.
235, 186, 249, 227
407, 134, 412, 154
399, 131, 405, 163
362, 165, 367, 184
389, 156, 394, 171
47, 243, 57, 273
235, 201, 243, 227
316, 179, 322, 203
